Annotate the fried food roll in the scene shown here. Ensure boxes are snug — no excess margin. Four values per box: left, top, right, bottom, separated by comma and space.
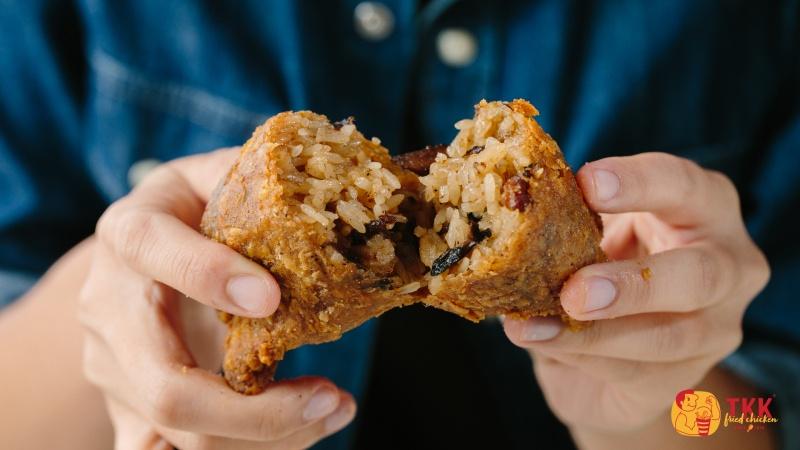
410, 99, 606, 322
202, 100, 605, 395
201, 112, 426, 394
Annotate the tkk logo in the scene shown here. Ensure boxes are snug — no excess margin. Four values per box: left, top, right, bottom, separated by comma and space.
671, 389, 721, 437
723, 396, 779, 431
671, 389, 780, 436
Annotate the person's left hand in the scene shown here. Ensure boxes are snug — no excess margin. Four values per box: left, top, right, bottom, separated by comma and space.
503, 153, 770, 433
80, 149, 355, 450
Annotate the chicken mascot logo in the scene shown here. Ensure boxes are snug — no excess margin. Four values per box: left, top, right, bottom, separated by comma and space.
671, 389, 721, 437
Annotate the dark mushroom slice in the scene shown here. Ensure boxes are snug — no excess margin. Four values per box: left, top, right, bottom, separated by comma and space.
392, 144, 448, 176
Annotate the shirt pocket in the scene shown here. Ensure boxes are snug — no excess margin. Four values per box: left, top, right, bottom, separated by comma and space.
84, 50, 277, 200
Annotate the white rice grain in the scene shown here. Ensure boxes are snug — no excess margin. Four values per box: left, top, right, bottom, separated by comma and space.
396, 281, 421, 294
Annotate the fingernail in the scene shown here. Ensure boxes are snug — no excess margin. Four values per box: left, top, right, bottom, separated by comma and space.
520, 318, 563, 342
583, 277, 617, 312
592, 169, 620, 201
226, 275, 271, 315
324, 402, 356, 432
303, 388, 339, 422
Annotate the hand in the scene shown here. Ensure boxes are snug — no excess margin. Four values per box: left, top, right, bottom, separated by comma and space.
79, 148, 356, 450
503, 153, 769, 433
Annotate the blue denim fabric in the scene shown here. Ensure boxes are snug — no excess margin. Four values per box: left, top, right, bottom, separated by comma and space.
1, 1, 798, 448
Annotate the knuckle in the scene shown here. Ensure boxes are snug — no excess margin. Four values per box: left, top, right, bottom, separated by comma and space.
254, 389, 311, 441
619, 360, 646, 384
149, 382, 185, 428
112, 208, 159, 266
282, 431, 328, 450
606, 358, 645, 384
170, 250, 201, 290
746, 248, 771, 295
77, 280, 93, 310
185, 436, 218, 450
76, 282, 96, 325
81, 341, 105, 387
255, 406, 283, 440
755, 257, 771, 291
75, 306, 97, 332
646, 151, 680, 167
650, 314, 685, 357
692, 312, 716, 344
691, 247, 723, 301
94, 202, 119, 241
599, 385, 644, 428
578, 319, 606, 350
721, 329, 744, 355
172, 244, 231, 298
709, 170, 740, 207
538, 384, 582, 426
697, 304, 744, 357
547, 401, 578, 427
694, 310, 736, 356
675, 157, 702, 199
618, 264, 655, 312
77, 278, 107, 332
532, 360, 576, 422
708, 307, 744, 356
95, 198, 133, 245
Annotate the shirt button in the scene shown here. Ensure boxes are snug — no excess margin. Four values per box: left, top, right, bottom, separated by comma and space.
354, 2, 394, 41
127, 158, 162, 188
436, 28, 478, 67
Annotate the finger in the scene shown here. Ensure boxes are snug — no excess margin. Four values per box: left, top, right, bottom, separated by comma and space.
106, 399, 170, 450
126, 148, 239, 206
157, 392, 356, 450
96, 189, 280, 318
560, 245, 736, 320
576, 152, 740, 229
86, 272, 346, 442
138, 365, 349, 442
530, 354, 607, 428
533, 353, 716, 425
533, 350, 713, 389
504, 310, 741, 362
168, 147, 241, 202
99, 335, 351, 443
108, 307, 348, 442
530, 355, 698, 431
81, 330, 133, 399
596, 213, 647, 260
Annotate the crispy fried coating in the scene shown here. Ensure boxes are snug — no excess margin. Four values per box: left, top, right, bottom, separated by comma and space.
200, 112, 422, 394
201, 100, 605, 394
418, 100, 606, 322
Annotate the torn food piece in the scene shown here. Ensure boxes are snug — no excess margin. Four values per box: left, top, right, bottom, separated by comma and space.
202, 100, 606, 395
201, 111, 425, 394
417, 99, 606, 321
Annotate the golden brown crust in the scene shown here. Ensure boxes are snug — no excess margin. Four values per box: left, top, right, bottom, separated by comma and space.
420, 100, 606, 323
202, 101, 605, 394
201, 112, 421, 394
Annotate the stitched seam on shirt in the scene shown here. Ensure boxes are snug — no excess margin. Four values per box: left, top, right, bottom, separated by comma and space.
90, 50, 267, 136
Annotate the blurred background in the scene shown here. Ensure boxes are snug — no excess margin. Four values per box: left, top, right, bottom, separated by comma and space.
0, 1, 798, 449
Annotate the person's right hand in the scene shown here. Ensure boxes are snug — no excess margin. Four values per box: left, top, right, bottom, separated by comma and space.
79, 148, 356, 450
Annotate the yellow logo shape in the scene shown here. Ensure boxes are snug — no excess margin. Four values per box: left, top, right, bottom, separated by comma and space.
671, 389, 721, 437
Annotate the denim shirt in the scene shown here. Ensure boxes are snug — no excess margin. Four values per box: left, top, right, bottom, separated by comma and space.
1, 1, 799, 448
